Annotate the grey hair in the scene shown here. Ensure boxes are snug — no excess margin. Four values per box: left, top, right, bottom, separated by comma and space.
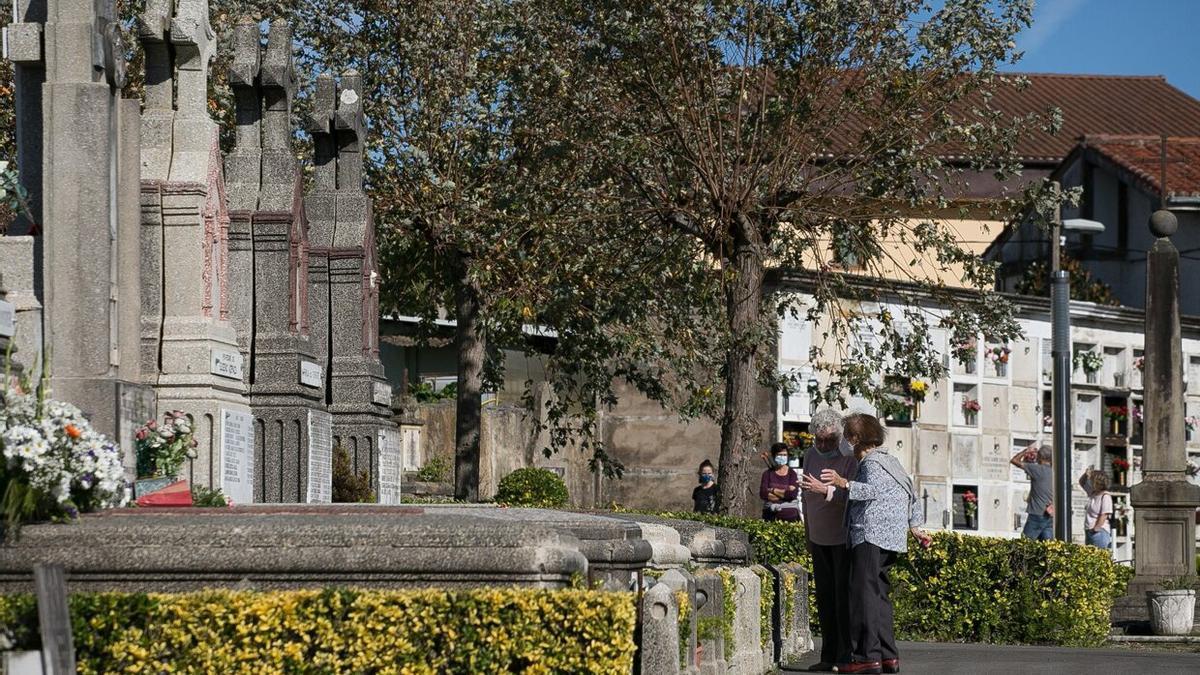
810, 408, 843, 437
1037, 444, 1053, 463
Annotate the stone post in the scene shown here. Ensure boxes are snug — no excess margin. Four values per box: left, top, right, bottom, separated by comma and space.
1117, 209, 1200, 623
138, 0, 252, 495
0, 237, 41, 380
640, 582, 682, 675
223, 19, 330, 503
6, 0, 152, 476
305, 69, 397, 496
659, 569, 700, 675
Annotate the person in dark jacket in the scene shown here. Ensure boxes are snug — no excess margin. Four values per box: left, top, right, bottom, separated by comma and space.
761, 442, 799, 521
692, 460, 719, 513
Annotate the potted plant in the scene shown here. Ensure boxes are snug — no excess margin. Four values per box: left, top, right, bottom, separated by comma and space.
1111, 457, 1130, 487
1147, 576, 1197, 636
961, 397, 981, 426
962, 490, 978, 529
986, 345, 1011, 377
1105, 405, 1128, 436
134, 411, 198, 501
1187, 416, 1199, 444
908, 379, 928, 418
1074, 350, 1104, 384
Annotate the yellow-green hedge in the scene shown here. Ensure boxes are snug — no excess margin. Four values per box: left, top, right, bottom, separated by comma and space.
893, 532, 1132, 647
0, 588, 636, 674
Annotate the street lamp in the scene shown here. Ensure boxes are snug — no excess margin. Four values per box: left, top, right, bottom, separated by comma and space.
1049, 182, 1105, 542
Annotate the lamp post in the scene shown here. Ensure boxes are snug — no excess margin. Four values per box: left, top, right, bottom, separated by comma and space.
1049, 181, 1105, 542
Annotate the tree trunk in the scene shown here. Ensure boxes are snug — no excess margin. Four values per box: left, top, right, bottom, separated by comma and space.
717, 228, 767, 516
454, 264, 485, 501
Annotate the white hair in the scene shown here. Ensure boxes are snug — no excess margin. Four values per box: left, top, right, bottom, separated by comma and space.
810, 408, 843, 437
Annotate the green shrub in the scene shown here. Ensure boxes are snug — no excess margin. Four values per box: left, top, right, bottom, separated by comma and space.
0, 588, 635, 674
190, 486, 227, 507
892, 532, 1130, 647
331, 445, 373, 503
496, 467, 569, 508
414, 456, 451, 483
650, 511, 811, 570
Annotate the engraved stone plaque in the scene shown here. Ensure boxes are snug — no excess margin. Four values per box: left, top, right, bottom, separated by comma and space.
916, 478, 948, 530
372, 381, 392, 406
401, 424, 422, 471
981, 436, 1010, 482
299, 361, 322, 388
211, 347, 245, 380
377, 426, 402, 505
951, 434, 980, 480
0, 299, 14, 337
220, 408, 255, 505
306, 409, 333, 503
917, 429, 950, 477
1009, 387, 1039, 434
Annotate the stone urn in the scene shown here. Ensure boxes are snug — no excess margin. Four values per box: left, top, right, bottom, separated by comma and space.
1147, 589, 1196, 636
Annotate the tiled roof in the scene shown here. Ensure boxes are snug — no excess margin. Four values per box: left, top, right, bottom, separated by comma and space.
1083, 135, 1200, 199
987, 74, 1200, 163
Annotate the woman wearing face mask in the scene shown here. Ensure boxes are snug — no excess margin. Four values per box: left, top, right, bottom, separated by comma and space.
760, 442, 800, 521
693, 460, 719, 513
806, 413, 931, 675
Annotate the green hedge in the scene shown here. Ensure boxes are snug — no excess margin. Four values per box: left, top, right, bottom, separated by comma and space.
650, 511, 811, 569
649, 513, 1129, 648
496, 468, 569, 508
893, 532, 1131, 647
0, 588, 635, 674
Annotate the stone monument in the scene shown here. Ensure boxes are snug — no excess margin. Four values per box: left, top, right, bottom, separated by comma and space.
1116, 209, 1200, 624
138, 0, 252, 493
223, 20, 330, 504
305, 69, 397, 495
5, 0, 153, 470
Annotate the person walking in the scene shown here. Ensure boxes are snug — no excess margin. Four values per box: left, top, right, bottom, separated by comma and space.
1081, 468, 1113, 552
761, 442, 800, 521
1011, 444, 1054, 540
797, 409, 858, 672
692, 460, 719, 513
810, 413, 930, 675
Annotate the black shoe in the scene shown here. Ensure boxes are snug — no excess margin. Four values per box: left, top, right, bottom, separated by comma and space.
882, 658, 899, 674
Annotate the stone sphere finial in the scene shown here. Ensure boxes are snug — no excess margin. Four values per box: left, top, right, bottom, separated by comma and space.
1150, 209, 1178, 238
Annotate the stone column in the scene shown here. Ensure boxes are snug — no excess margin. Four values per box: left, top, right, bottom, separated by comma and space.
138, 0, 253, 495
0, 237, 42, 380
1117, 209, 1200, 623
6, 0, 152, 475
305, 69, 396, 495
227, 20, 329, 503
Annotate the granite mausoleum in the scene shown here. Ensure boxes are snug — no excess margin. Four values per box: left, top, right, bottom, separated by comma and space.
2, 1, 397, 504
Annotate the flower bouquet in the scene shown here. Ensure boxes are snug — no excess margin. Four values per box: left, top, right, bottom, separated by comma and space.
1134, 356, 1145, 372
133, 411, 198, 504
1105, 405, 1128, 435
908, 379, 928, 403
962, 490, 978, 528
1112, 457, 1131, 486
961, 398, 981, 425
953, 339, 978, 372
1074, 350, 1104, 382
987, 345, 1011, 375
0, 379, 126, 538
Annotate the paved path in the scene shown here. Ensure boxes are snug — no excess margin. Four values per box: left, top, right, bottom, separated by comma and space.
783, 638, 1200, 674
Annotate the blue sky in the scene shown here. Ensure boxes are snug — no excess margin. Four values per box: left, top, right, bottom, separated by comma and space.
1005, 0, 1200, 99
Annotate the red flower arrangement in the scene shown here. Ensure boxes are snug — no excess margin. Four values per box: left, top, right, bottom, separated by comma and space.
962, 490, 978, 518
1111, 457, 1130, 471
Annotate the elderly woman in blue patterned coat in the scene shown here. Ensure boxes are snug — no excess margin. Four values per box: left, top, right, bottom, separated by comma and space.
810, 413, 931, 675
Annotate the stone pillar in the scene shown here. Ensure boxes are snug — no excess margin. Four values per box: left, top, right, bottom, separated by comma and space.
693, 570, 729, 675
1118, 209, 1200, 623
137, 0, 252, 495
640, 582, 682, 675
6, 0, 152, 474
224, 20, 329, 503
729, 567, 764, 674
305, 69, 396, 495
659, 569, 700, 675
223, 18, 261, 363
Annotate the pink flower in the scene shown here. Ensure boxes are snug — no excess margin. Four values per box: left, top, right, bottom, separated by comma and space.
135, 429, 147, 441
147, 421, 157, 430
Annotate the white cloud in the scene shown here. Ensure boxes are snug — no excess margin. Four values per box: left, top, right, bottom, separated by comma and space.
1020, 0, 1088, 57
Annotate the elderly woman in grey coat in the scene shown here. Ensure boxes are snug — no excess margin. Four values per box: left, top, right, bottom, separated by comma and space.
807, 413, 930, 675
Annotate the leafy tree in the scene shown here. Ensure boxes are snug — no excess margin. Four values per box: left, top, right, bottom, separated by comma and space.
1015, 254, 1121, 306
526, 0, 1058, 513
